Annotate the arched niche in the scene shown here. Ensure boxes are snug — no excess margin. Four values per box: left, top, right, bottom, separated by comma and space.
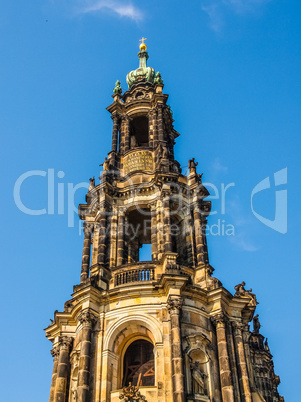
184, 333, 212, 400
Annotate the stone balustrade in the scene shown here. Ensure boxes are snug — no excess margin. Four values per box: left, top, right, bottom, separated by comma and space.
114, 263, 156, 286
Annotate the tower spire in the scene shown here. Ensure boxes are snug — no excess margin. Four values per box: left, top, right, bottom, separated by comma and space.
126, 39, 155, 88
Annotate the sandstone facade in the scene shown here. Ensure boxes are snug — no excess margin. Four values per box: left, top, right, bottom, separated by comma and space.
45, 44, 283, 402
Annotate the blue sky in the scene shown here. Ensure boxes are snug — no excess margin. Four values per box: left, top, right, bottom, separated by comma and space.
1, 1, 300, 400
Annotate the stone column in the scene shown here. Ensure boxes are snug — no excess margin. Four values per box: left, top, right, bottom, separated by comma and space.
232, 322, 252, 402
151, 206, 157, 260
156, 200, 164, 257
117, 211, 125, 266
227, 323, 241, 402
186, 212, 196, 268
201, 217, 209, 264
119, 116, 126, 154
123, 116, 130, 153
193, 204, 205, 266
77, 310, 97, 401
167, 296, 185, 402
211, 314, 234, 401
97, 212, 107, 265
109, 208, 118, 268
49, 347, 59, 402
152, 109, 158, 148
163, 195, 172, 253
54, 336, 73, 402
111, 113, 119, 152
148, 109, 156, 148
81, 223, 93, 283
157, 104, 164, 143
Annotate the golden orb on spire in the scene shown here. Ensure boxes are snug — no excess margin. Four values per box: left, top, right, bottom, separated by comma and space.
139, 37, 147, 51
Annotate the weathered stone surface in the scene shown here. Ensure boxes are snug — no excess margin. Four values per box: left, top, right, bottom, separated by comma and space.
45, 43, 283, 402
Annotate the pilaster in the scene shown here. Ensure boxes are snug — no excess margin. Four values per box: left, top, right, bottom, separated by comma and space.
77, 309, 97, 401
167, 296, 185, 402
211, 313, 234, 402
54, 336, 73, 402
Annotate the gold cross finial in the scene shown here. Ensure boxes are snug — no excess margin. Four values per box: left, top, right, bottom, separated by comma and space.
139, 37, 147, 50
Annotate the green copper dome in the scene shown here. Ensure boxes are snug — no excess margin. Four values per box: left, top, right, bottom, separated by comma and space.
126, 48, 156, 89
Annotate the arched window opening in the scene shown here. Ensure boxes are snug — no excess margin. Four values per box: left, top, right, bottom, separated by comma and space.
139, 243, 152, 262
122, 340, 155, 387
130, 116, 149, 148
126, 208, 152, 263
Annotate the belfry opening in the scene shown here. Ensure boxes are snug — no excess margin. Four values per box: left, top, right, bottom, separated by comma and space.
45, 40, 283, 402
130, 115, 149, 148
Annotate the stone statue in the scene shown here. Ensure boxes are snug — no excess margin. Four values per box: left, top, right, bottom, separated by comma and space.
190, 361, 207, 395
264, 338, 270, 352
100, 157, 109, 171
234, 281, 251, 296
197, 173, 203, 182
234, 281, 257, 304
154, 71, 163, 85
162, 146, 168, 159
189, 158, 198, 173
88, 176, 95, 191
130, 135, 137, 148
253, 314, 261, 334
113, 80, 122, 94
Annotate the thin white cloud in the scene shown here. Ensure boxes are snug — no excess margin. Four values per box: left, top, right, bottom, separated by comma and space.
202, 0, 271, 31
230, 233, 259, 251
227, 197, 259, 251
224, 0, 271, 14
201, 3, 223, 32
78, 0, 143, 21
212, 157, 228, 173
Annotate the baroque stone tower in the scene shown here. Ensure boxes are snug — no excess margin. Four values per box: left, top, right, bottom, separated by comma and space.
45, 41, 283, 402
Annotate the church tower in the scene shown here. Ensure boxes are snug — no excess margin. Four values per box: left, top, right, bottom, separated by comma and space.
45, 40, 283, 402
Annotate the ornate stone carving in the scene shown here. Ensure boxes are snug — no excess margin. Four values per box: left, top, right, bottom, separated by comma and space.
83, 221, 93, 234
119, 384, 147, 401
88, 176, 95, 191
78, 309, 97, 327
231, 321, 245, 336
70, 350, 80, 368
253, 314, 261, 334
167, 296, 183, 313
154, 71, 163, 85
211, 312, 228, 327
113, 80, 122, 94
50, 346, 59, 359
190, 360, 208, 396
188, 157, 198, 173
58, 336, 73, 351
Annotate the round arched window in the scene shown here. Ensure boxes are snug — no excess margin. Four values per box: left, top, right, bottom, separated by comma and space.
122, 339, 155, 387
